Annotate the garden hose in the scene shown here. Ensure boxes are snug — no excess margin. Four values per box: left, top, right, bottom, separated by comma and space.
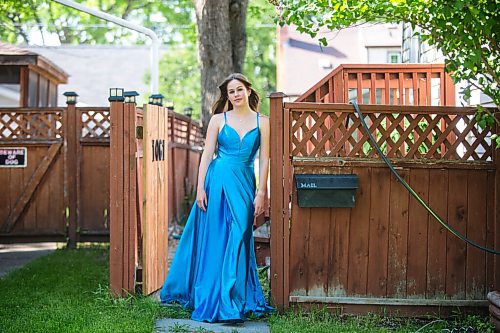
351, 101, 500, 255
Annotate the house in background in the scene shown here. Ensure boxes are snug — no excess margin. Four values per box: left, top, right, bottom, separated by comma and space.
0, 42, 68, 107
402, 23, 493, 107
21, 44, 167, 106
277, 23, 402, 100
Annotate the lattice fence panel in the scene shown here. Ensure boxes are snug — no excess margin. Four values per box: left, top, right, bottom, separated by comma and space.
168, 113, 203, 147
0, 110, 63, 140
80, 109, 110, 139
289, 109, 494, 161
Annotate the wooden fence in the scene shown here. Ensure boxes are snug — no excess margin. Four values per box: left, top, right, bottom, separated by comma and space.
0, 104, 203, 249
269, 94, 499, 315
168, 112, 204, 224
0, 106, 110, 245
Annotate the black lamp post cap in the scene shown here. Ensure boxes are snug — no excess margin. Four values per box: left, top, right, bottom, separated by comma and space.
63, 91, 78, 104
149, 93, 165, 106
108, 88, 125, 102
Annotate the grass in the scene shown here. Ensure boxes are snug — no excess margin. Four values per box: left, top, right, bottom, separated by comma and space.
0, 245, 494, 333
0, 245, 189, 333
268, 307, 494, 333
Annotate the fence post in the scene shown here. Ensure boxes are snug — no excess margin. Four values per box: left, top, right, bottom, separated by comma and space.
269, 92, 286, 310
124, 96, 138, 294
109, 89, 126, 296
63, 92, 78, 249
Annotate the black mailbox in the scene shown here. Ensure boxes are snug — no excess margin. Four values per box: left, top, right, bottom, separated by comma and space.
295, 174, 359, 208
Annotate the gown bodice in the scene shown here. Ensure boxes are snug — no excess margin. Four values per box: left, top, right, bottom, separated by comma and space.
215, 112, 260, 168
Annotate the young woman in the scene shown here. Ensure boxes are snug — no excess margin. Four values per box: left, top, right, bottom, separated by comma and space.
160, 73, 273, 322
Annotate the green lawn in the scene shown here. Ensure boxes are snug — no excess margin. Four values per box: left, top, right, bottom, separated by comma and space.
0, 246, 494, 333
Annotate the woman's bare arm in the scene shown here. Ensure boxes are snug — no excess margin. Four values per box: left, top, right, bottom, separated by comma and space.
254, 116, 270, 216
196, 114, 221, 210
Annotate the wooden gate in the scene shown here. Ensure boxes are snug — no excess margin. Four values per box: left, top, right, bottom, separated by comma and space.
0, 106, 110, 244
269, 94, 499, 314
109, 101, 169, 296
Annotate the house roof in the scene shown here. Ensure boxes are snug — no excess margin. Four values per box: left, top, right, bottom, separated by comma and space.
0, 42, 69, 84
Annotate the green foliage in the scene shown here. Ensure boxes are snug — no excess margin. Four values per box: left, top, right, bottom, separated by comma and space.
0, 0, 195, 45
159, 44, 201, 118
245, 0, 277, 116
277, 0, 500, 129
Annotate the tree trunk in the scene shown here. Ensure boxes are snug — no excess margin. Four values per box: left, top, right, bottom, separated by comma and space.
195, 0, 248, 132
229, 0, 248, 74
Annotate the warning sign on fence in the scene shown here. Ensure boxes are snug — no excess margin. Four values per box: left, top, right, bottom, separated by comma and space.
0, 147, 27, 167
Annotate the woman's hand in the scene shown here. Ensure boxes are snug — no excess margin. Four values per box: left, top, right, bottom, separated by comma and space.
253, 192, 265, 217
196, 188, 208, 212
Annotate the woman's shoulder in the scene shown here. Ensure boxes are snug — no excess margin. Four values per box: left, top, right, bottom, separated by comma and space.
210, 113, 225, 124
258, 114, 270, 124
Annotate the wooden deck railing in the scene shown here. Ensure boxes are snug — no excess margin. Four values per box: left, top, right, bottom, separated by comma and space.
296, 64, 455, 107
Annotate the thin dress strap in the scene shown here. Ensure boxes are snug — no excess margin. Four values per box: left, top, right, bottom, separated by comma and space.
224, 112, 227, 123
256, 112, 259, 129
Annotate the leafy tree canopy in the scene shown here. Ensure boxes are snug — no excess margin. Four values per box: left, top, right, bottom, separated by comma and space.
0, 0, 194, 45
275, 0, 499, 145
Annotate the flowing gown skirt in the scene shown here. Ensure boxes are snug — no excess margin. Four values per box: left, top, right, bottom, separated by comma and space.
160, 117, 273, 322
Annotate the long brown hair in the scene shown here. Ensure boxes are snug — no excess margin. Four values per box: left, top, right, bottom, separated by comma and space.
211, 73, 260, 114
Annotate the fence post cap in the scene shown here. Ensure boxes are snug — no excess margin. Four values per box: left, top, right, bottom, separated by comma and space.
268, 92, 287, 98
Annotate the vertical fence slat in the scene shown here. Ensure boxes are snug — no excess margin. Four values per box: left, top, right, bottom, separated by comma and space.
426, 169, 448, 298
66, 103, 78, 248
370, 73, 376, 104
347, 167, 370, 295
127, 102, 138, 292
367, 167, 390, 297
446, 170, 468, 298
123, 102, 131, 292
270, 92, 285, 310
444, 72, 456, 106
110, 100, 124, 296
387, 169, 409, 298
466, 170, 487, 299
327, 167, 351, 296
283, 102, 291, 308
407, 169, 429, 297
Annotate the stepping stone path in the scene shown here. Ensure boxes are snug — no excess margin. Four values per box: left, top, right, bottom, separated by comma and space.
155, 318, 270, 333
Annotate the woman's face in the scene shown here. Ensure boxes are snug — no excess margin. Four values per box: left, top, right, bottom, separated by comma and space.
227, 79, 250, 108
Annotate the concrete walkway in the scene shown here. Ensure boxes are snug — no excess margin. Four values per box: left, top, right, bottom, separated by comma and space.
155, 318, 270, 333
0, 242, 59, 278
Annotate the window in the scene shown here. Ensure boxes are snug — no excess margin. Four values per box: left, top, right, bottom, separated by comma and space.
388, 52, 401, 63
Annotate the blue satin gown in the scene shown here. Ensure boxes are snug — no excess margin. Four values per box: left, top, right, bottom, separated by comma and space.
160, 112, 273, 322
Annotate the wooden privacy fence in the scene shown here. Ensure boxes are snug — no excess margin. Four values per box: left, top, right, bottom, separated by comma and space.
168, 111, 204, 224
269, 94, 499, 315
297, 64, 455, 107
0, 105, 110, 245
0, 103, 202, 251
